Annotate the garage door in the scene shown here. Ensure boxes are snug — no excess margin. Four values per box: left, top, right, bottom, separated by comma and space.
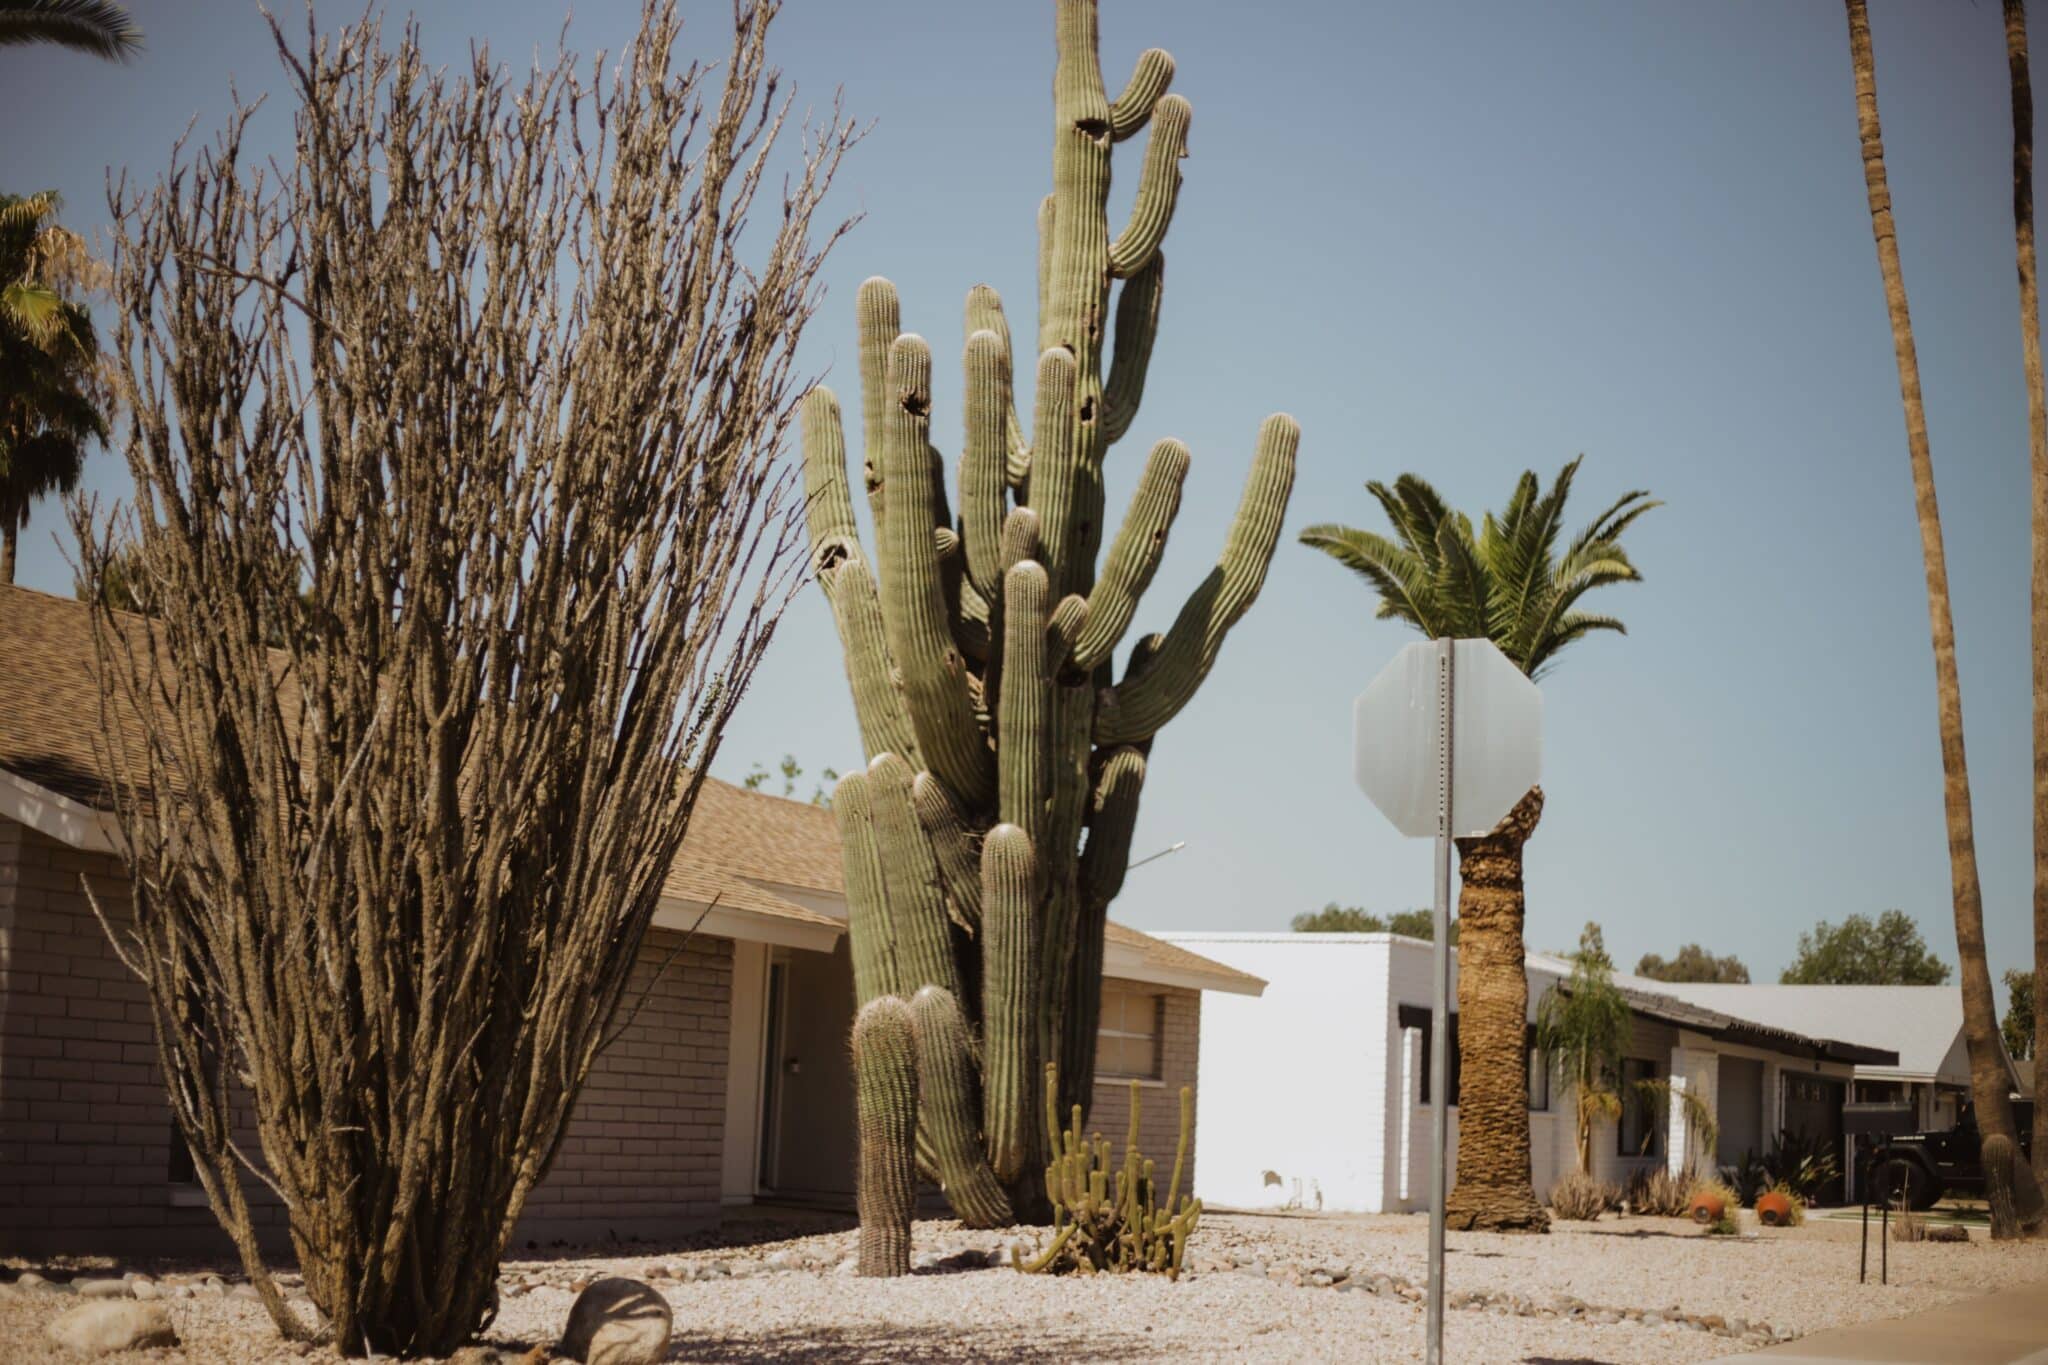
1781, 1072, 1846, 1205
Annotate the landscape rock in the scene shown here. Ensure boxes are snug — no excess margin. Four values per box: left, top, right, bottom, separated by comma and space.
47, 1301, 180, 1355
74, 1278, 132, 1299
129, 1279, 162, 1301
558, 1277, 673, 1365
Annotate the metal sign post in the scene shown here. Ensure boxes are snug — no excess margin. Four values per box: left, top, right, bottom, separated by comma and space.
1426, 638, 1453, 1365
1352, 637, 1543, 1365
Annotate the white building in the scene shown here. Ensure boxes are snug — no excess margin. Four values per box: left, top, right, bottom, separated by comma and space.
1155, 933, 1897, 1214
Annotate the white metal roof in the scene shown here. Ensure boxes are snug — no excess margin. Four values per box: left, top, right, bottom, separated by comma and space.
1624, 983, 1983, 1085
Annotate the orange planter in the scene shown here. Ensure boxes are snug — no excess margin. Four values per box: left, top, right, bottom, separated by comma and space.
1688, 1188, 1728, 1224
1755, 1190, 1794, 1227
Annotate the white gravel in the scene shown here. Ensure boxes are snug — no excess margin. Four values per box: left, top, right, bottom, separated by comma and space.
5, 1207, 2045, 1363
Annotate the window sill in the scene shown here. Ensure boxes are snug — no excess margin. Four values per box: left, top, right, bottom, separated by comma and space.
167, 1185, 208, 1209
1096, 1075, 1167, 1089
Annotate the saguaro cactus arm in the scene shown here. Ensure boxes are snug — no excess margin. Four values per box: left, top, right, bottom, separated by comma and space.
853, 998, 919, 1277
878, 335, 996, 803
835, 772, 900, 1007
1108, 95, 1190, 280
867, 753, 967, 1005
909, 986, 1014, 1228
980, 824, 1039, 1182
997, 562, 1051, 836
1095, 414, 1300, 744
857, 278, 904, 518
961, 327, 1014, 602
1102, 254, 1163, 447
912, 771, 982, 933
1108, 49, 1175, 141
802, 390, 920, 765
1072, 439, 1188, 671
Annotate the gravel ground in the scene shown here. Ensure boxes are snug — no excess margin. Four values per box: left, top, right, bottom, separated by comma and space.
5, 1207, 2046, 1363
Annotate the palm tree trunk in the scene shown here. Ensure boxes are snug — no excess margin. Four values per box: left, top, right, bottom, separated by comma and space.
2009, 0, 2048, 1188
1, 524, 15, 584
1443, 786, 1549, 1232
1848, 0, 2039, 1235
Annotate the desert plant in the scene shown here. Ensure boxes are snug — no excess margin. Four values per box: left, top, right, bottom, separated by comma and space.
0, 0, 140, 58
1705, 1208, 1740, 1236
1548, 1171, 1616, 1222
1761, 1181, 1808, 1228
1729, 1149, 1770, 1207
1303, 463, 1657, 1234
1688, 1177, 1738, 1225
1013, 1064, 1200, 1277
1762, 1129, 1841, 1204
76, 3, 852, 1353
803, 0, 1297, 1244
1625, 1168, 1693, 1219
1892, 1192, 1928, 1244
1536, 925, 1632, 1177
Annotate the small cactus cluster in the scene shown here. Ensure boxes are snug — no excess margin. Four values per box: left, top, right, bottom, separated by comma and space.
1014, 1064, 1201, 1278
812, 0, 1296, 1259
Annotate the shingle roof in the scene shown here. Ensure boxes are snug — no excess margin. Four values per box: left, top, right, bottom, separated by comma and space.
0, 585, 1252, 989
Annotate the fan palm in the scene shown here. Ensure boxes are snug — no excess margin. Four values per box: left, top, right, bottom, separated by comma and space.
1, 191, 108, 583
1301, 457, 1657, 1232
0, 0, 141, 59
1843, 0, 2041, 1238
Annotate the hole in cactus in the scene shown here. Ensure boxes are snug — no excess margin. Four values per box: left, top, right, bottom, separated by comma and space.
1079, 398, 1095, 424
1074, 117, 1110, 143
902, 391, 930, 417
817, 542, 847, 573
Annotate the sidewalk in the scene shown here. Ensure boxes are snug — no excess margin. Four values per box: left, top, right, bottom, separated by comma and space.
1722, 1280, 2048, 1364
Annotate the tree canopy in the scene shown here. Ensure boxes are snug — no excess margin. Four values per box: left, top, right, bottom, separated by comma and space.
1299, 458, 1658, 679
2005, 969, 2035, 1063
1779, 910, 1951, 985
1636, 943, 1751, 984
1292, 903, 1456, 942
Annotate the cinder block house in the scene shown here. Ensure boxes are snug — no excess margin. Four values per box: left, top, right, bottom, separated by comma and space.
0, 586, 1261, 1254
1159, 932, 1899, 1214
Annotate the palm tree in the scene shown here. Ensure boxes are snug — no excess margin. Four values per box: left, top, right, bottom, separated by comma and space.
1843, 0, 2041, 1238
0, 191, 106, 583
1302, 458, 1658, 1231
1536, 925, 1632, 1177
2008, 0, 2048, 1189
0, 0, 141, 58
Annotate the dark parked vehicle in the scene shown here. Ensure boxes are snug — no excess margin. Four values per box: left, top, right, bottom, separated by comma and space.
1863, 1100, 2034, 1210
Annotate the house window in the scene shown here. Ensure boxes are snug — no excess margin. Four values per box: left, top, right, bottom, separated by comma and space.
1619, 1057, 1662, 1157
1398, 1005, 1460, 1106
1855, 1079, 1904, 1104
1096, 988, 1162, 1080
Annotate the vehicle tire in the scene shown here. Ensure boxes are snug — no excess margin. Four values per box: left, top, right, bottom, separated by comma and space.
1872, 1156, 1937, 1212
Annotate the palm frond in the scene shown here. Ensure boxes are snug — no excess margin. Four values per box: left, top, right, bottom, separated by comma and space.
1299, 523, 1440, 634
0, 0, 143, 60
1433, 514, 1491, 639
1364, 479, 1431, 560
1562, 489, 1659, 568
0, 191, 60, 233
1527, 612, 1628, 678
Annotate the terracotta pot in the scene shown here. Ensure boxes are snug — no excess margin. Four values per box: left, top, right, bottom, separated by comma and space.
1688, 1188, 1728, 1225
1755, 1190, 1793, 1227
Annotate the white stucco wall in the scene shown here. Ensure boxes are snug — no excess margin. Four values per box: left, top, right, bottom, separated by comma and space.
1158, 934, 1393, 1212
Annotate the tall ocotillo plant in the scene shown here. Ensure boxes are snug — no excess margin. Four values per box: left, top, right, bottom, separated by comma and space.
803, 0, 1297, 1240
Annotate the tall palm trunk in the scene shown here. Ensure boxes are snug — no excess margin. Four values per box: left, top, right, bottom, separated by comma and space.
1443, 786, 1549, 1232
2010, 0, 2048, 1186
1847, 0, 2038, 1234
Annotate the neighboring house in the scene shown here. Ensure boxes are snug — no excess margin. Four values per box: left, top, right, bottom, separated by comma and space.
0, 586, 1262, 1254
1155, 932, 1896, 1214
1637, 982, 2014, 1192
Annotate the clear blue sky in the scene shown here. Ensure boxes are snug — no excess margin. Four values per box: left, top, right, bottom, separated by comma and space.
4, 2, 2037, 991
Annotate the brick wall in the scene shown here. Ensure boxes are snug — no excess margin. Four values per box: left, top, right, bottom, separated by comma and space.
1084, 980, 1200, 1195
0, 817, 732, 1256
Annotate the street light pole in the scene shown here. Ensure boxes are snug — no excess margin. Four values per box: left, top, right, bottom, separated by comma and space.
1126, 840, 1187, 872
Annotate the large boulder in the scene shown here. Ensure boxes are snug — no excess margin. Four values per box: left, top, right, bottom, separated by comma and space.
558, 1278, 672, 1365
47, 1301, 179, 1355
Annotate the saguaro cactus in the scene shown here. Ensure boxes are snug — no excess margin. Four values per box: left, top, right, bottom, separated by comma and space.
806, 0, 1298, 1248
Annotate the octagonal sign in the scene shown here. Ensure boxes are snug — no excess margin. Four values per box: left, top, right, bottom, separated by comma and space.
1352, 639, 1542, 839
